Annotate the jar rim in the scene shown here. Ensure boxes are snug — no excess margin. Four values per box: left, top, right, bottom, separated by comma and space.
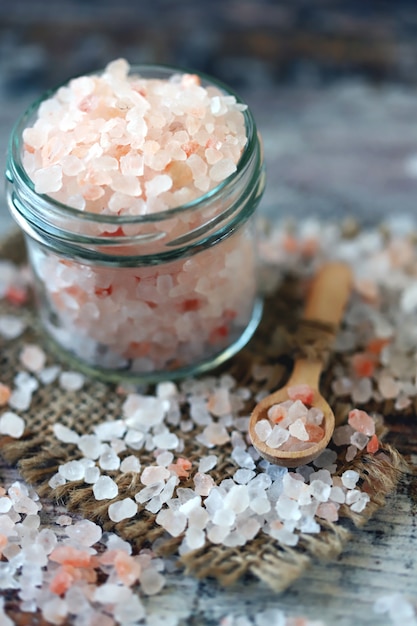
7, 62, 259, 226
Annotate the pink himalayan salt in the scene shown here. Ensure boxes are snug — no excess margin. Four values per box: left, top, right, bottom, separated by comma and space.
287, 383, 314, 405
263, 398, 325, 450
0, 383, 11, 407
348, 409, 375, 436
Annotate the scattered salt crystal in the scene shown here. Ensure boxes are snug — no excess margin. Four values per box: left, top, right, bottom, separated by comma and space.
38, 365, 61, 385
53, 423, 80, 444
66, 519, 102, 546
153, 431, 179, 450
288, 418, 309, 441
332, 424, 354, 446
56, 515, 72, 526
78, 434, 103, 459
94, 420, 126, 441
313, 449, 338, 469
8, 387, 33, 412
0, 411, 25, 438
341, 470, 360, 489
99, 445, 121, 471
19, 344, 46, 373
345, 444, 358, 462
108, 498, 137, 522
141, 466, 170, 486
193, 472, 215, 496
140, 567, 166, 596
156, 381, 178, 399
254, 419, 272, 442
184, 526, 206, 551
198, 455, 218, 473
84, 466, 100, 484
348, 409, 375, 436
309, 480, 331, 502
202, 422, 230, 446
93, 475, 118, 500
231, 446, 256, 469
265, 425, 290, 449
234, 469, 256, 484
120, 455, 141, 473
156, 508, 187, 536
48, 473, 67, 489
59, 371, 85, 391
0, 315, 26, 339
207, 387, 232, 417
350, 431, 369, 450
350, 492, 370, 512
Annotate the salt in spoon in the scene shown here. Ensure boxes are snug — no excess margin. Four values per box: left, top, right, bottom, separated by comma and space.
249, 261, 353, 467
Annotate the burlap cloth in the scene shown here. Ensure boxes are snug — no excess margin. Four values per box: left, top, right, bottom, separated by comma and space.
0, 229, 407, 593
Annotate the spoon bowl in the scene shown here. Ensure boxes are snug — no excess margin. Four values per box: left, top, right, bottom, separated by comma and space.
249, 262, 352, 467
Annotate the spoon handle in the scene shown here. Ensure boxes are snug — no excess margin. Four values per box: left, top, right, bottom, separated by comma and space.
303, 261, 353, 327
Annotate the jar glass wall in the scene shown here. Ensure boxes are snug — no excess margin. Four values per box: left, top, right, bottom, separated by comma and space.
6, 64, 265, 383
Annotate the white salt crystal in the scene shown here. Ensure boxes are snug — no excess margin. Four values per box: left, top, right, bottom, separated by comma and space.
0, 411, 25, 438
153, 431, 179, 450
0, 497, 12, 513
78, 434, 103, 459
249, 496, 271, 515
156, 381, 178, 399
212, 507, 236, 527
254, 419, 272, 442
53, 423, 80, 444
184, 527, 205, 550
38, 365, 61, 385
8, 388, 33, 412
124, 428, 146, 450
140, 567, 166, 596
351, 378, 373, 404
93, 475, 118, 500
66, 519, 102, 546
350, 492, 370, 512
341, 470, 360, 489
93, 582, 132, 604
309, 480, 331, 502
56, 515, 72, 526
141, 466, 170, 486
135, 482, 165, 504
123, 394, 168, 428
156, 508, 187, 536
234, 469, 256, 484
275, 494, 301, 521
99, 446, 121, 471
231, 446, 256, 469
58, 460, 86, 481
36, 528, 57, 554
94, 420, 126, 441
188, 506, 209, 530
108, 497, 137, 522
207, 524, 230, 544
198, 454, 218, 474
0, 315, 26, 339
207, 387, 232, 417
48, 473, 66, 489
265, 425, 290, 449
84, 466, 100, 484
41, 597, 68, 625
114, 596, 146, 624
120, 455, 141, 473
350, 431, 369, 450
224, 485, 250, 515
59, 371, 85, 391
288, 418, 309, 441
202, 422, 230, 446
329, 485, 345, 504
155, 451, 174, 467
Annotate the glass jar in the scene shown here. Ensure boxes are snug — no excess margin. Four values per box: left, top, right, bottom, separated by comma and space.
5, 64, 265, 383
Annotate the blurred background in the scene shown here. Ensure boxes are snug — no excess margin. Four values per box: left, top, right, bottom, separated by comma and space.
2, 0, 417, 231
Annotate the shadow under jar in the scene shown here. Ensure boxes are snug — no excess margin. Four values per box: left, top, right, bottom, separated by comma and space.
5, 64, 265, 383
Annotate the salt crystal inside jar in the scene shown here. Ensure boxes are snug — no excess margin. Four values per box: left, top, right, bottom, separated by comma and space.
5, 60, 265, 382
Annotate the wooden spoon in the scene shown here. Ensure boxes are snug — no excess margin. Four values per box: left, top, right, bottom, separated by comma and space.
249, 261, 353, 467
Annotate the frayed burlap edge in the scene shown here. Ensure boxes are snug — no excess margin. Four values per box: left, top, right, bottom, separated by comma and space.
0, 230, 409, 593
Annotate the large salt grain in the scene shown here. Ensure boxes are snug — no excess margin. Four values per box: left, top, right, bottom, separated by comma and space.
0, 411, 25, 438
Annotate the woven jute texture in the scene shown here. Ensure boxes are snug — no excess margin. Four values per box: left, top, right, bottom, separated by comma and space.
0, 231, 407, 593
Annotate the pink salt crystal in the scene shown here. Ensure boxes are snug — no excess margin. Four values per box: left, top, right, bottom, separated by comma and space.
19, 344, 46, 373
348, 409, 376, 436
316, 502, 339, 522
56, 515, 72, 526
207, 388, 232, 417
193, 472, 215, 496
202, 422, 230, 446
0, 383, 11, 407
141, 466, 170, 486
287, 383, 314, 405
